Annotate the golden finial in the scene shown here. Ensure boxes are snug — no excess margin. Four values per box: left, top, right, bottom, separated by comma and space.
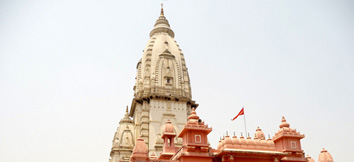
160, 3, 164, 16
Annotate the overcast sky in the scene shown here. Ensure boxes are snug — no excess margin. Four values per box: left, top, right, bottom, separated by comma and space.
0, 0, 353, 162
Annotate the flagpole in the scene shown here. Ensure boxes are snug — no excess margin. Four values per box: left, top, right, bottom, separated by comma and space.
243, 108, 248, 137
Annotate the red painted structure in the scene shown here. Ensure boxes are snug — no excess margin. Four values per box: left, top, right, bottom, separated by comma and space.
129, 109, 332, 162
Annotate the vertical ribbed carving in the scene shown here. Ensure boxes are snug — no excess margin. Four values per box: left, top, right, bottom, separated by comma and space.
140, 102, 150, 145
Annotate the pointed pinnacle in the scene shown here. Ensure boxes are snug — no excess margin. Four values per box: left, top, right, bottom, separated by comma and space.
160, 3, 164, 16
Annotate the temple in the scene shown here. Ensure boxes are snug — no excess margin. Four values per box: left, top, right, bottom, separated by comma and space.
109, 5, 334, 162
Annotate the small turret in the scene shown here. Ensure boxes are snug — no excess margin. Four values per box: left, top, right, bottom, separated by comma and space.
318, 148, 334, 162
254, 126, 265, 140
163, 120, 175, 135
110, 106, 134, 162
158, 120, 177, 160
130, 137, 149, 162
273, 116, 306, 162
174, 108, 213, 161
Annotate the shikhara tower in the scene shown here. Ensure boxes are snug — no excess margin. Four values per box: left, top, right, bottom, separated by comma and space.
109, 5, 198, 162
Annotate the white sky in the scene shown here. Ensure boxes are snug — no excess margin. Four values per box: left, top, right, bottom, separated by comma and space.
0, 0, 353, 162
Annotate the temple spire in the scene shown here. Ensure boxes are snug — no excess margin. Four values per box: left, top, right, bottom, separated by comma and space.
120, 106, 131, 123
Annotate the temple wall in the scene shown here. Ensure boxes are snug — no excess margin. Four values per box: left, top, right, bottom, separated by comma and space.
148, 99, 189, 152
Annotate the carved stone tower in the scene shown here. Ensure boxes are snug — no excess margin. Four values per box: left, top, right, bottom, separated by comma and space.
110, 5, 197, 162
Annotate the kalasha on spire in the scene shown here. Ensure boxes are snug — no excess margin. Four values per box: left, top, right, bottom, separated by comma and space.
149, 3, 174, 38
279, 116, 290, 128
160, 3, 164, 16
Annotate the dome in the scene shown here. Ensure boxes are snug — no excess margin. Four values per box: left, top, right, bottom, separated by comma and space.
162, 120, 176, 139
254, 126, 265, 140
231, 134, 239, 145
267, 139, 275, 147
225, 133, 232, 145
318, 148, 334, 162
279, 116, 290, 128
164, 120, 175, 134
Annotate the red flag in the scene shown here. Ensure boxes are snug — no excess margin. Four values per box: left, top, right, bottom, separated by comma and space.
231, 107, 244, 121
